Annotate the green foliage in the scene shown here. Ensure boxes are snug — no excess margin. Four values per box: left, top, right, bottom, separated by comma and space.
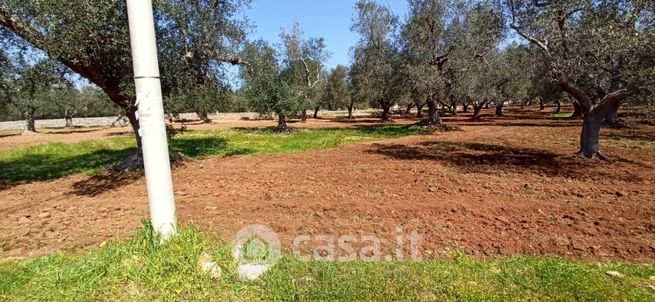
0, 125, 429, 183
350, 0, 403, 116
447, 1, 507, 103
241, 40, 298, 124
321, 65, 350, 110
0, 0, 250, 116
157, 0, 251, 121
280, 22, 330, 116
1, 225, 654, 301
509, 0, 655, 103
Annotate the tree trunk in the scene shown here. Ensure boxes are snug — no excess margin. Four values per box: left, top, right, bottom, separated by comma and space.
423, 97, 443, 128
24, 109, 36, 133
416, 103, 424, 118
347, 101, 354, 119
603, 101, 621, 128
473, 100, 486, 120
64, 109, 74, 128
495, 102, 504, 117
449, 97, 457, 116
198, 111, 211, 124
301, 109, 307, 122
381, 102, 392, 122
65, 116, 74, 128
579, 111, 603, 158
555, 100, 562, 114
571, 101, 583, 118
405, 103, 413, 114
277, 111, 288, 132
463, 103, 470, 112
539, 98, 545, 111
313, 105, 320, 118
126, 109, 143, 151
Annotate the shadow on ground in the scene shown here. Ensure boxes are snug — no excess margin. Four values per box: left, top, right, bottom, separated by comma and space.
0, 137, 244, 192
43, 127, 103, 135
368, 140, 647, 181
69, 170, 144, 197
0, 132, 20, 139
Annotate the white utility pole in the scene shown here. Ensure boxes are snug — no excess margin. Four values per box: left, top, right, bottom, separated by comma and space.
126, 0, 177, 239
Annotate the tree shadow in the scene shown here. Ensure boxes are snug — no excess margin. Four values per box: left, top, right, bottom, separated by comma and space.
0, 148, 137, 187
455, 120, 581, 128
368, 141, 647, 181
45, 128, 103, 135
0, 137, 251, 192
603, 133, 655, 143
68, 170, 143, 197
0, 132, 20, 139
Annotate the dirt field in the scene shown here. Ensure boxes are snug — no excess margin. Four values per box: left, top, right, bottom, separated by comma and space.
1, 107, 654, 262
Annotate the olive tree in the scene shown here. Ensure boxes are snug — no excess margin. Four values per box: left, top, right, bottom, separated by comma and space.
400, 0, 453, 128
350, 0, 402, 122
319, 65, 351, 118
241, 41, 299, 132
8, 59, 71, 132
508, 0, 655, 158
447, 1, 506, 119
280, 22, 330, 122
0, 0, 249, 148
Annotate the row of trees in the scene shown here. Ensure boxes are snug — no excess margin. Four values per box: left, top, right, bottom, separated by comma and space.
348, 0, 654, 158
0, 0, 653, 158
0, 53, 122, 127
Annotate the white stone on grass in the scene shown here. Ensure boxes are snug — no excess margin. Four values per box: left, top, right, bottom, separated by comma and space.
198, 253, 222, 279
237, 264, 271, 281
606, 271, 624, 278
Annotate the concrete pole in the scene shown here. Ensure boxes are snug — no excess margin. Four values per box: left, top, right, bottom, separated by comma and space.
126, 0, 177, 239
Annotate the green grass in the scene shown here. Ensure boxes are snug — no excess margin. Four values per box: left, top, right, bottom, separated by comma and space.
551, 112, 574, 119
0, 125, 430, 183
1, 225, 653, 301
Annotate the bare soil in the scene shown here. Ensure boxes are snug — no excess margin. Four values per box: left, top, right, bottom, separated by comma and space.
1, 107, 654, 262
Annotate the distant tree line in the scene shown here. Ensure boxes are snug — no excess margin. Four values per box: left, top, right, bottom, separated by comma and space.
0, 0, 653, 158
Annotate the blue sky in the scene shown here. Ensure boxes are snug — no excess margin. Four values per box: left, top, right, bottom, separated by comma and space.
243, 0, 410, 69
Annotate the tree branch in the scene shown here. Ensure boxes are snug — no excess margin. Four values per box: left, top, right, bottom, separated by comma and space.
0, 6, 46, 50
557, 74, 591, 112
508, 0, 551, 57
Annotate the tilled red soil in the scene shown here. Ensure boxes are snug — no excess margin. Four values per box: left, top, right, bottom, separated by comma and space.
1, 108, 654, 262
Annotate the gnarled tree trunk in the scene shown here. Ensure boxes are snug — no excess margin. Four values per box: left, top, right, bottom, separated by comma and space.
313, 105, 320, 118
559, 76, 631, 159
381, 102, 392, 122
64, 109, 74, 128
495, 101, 504, 117
276, 111, 288, 133
65, 116, 74, 128
603, 101, 621, 128
24, 108, 36, 133
473, 99, 487, 120
423, 96, 443, 128
555, 100, 562, 114
197, 111, 211, 124
539, 98, 545, 111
